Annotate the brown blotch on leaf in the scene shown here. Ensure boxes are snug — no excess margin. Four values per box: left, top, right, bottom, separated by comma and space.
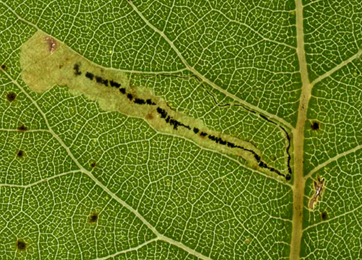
311, 121, 320, 130
89, 212, 99, 223
18, 125, 27, 132
6, 92, 16, 102
145, 113, 154, 120
1, 64, 7, 70
321, 211, 328, 220
17, 150, 24, 158
90, 162, 96, 168
16, 239, 26, 251
285, 174, 291, 181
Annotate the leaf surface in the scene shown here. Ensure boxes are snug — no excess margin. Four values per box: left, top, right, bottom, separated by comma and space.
0, 0, 361, 259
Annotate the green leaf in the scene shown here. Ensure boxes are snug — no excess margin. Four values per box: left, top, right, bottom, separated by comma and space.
0, 0, 361, 259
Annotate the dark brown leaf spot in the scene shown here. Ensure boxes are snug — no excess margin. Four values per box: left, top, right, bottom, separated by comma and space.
89, 212, 98, 223
18, 125, 27, 132
1, 64, 7, 70
16, 240, 26, 251
90, 162, 96, 168
286, 174, 291, 181
17, 150, 24, 158
7, 92, 16, 102
311, 121, 320, 130
321, 211, 328, 220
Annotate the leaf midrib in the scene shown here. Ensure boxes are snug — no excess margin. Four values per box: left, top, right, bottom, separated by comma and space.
290, 0, 310, 258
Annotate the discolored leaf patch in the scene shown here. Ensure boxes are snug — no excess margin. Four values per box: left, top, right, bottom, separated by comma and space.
19, 31, 290, 180
17, 150, 24, 158
16, 239, 26, 251
17, 125, 27, 132
88, 212, 99, 224
6, 92, 16, 102
321, 211, 328, 221
310, 121, 320, 131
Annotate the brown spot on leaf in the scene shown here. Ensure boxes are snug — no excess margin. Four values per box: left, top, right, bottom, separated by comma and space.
18, 125, 27, 132
90, 162, 96, 168
321, 211, 328, 220
146, 113, 154, 120
6, 92, 16, 102
311, 121, 320, 130
16, 239, 26, 251
1, 64, 7, 70
17, 150, 24, 158
89, 212, 99, 223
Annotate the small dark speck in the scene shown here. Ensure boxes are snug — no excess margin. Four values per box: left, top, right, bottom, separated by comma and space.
6, 92, 16, 102
321, 211, 328, 220
286, 174, 291, 181
89, 213, 98, 223
1, 64, 7, 70
16, 240, 26, 251
200, 132, 207, 137
91, 162, 96, 168
311, 121, 320, 130
17, 150, 24, 158
18, 125, 27, 132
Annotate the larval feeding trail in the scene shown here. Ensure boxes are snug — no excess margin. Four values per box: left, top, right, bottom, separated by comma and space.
20, 31, 290, 180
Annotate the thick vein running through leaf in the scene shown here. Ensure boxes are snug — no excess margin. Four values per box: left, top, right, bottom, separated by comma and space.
95, 238, 159, 260
302, 203, 362, 232
310, 49, 362, 86
304, 144, 362, 180
290, 0, 309, 258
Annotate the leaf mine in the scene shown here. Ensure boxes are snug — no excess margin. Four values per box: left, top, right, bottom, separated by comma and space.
20, 31, 290, 180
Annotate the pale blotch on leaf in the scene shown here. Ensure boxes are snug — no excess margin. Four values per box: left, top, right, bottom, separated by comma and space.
19, 31, 287, 179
